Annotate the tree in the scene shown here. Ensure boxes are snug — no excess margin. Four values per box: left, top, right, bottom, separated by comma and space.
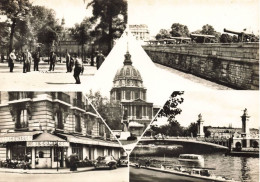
87, 0, 127, 54
0, 21, 10, 56
147, 91, 184, 137
86, 90, 122, 130
155, 29, 171, 40
201, 24, 216, 35
70, 18, 94, 60
157, 91, 184, 121
184, 122, 198, 137
170, 23, 189, 37
30, 6, 62, 54
220, 33, 232, 43
0, 0, 32, 52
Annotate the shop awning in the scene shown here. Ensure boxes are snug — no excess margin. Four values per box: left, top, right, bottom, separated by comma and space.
59, 134, 121, 148
0, 131, 42, 143
27, 132, 69, 147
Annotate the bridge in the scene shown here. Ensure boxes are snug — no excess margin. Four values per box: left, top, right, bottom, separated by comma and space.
143, 42, 259, 90
140, 136, 229, 150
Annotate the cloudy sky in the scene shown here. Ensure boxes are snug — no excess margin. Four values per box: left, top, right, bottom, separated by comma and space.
154, 90, 259, 129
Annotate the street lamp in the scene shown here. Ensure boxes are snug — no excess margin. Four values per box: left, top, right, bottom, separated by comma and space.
90, 41, 94, 66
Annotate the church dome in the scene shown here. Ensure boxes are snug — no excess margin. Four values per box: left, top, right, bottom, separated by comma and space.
113, 51, 143, 87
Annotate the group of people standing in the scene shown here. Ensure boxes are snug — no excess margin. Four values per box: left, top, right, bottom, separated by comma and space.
8, 49, 40, 73
7, 48, 106, 84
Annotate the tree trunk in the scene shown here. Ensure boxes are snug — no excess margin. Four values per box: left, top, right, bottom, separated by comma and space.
108, 16, 113, 54
9, 18, 17, 53
81, 44, 84, 61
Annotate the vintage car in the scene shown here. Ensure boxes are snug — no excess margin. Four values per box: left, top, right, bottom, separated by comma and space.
117, 155, 128, 167
94, 156, 117, 170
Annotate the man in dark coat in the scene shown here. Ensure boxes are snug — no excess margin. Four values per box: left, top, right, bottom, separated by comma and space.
73, 55, 83, 84
69, 153, 79, 171
49, 51, 56, 71
96, 51, 105, 70
33, 51, 40, 71
22, 49, 32, 73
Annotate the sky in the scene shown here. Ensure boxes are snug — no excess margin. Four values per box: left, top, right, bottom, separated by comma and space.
31, 0, 92, 27
30, 0, 259, 36
128, 0, 260, 36
154, 90, 259, 129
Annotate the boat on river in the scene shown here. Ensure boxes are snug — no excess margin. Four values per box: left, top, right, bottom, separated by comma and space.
130, 162, 237, 182
178, 154, 204, 162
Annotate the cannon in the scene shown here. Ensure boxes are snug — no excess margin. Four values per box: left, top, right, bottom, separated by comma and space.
223, 28, 255, 42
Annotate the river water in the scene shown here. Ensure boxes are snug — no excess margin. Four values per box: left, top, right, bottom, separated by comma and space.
131, 147, 259, 182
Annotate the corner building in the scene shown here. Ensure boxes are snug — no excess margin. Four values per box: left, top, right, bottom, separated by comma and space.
0, 92, 122, 168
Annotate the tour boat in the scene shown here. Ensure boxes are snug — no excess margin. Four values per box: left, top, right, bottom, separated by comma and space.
131, 163, 237, 182
178, 154, 204, 162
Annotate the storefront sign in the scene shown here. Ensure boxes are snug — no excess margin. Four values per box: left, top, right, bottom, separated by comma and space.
27, 141, 69, 147
0, 136, 33, 143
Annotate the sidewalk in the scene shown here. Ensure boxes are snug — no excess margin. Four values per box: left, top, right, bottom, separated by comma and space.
0, 166, 94, 174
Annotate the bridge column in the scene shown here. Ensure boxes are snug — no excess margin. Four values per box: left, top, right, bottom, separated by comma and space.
197, 114, 205, 137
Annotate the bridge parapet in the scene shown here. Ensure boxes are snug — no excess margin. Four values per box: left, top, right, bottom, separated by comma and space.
143, 43, 259, 89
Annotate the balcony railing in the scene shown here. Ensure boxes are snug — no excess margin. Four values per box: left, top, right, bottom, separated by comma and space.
9, 92, 33, 101
73, 99, 85, 110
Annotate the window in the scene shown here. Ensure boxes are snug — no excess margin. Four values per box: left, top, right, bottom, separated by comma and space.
99, 123, 104, 137
72, 147, 83, 160
16, 109, 28, 129
126, 91, 131, 100
135, 92, 139, 99
136, 106, 142, 119
116, 91, 121, 101
126, 68, 130, 75
75, 115, 81, 132
56, 111, 64, 129
11, 144, 31, 161
36, 147, 51, 158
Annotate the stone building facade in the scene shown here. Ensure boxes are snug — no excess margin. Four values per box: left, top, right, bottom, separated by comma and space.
129, 24, 150, 44
110, 51, 154, 137
0, 92, 122, 168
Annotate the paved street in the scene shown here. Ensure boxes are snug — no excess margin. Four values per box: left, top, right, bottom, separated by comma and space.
0, 167, 129, 182
0, 61, 97, 91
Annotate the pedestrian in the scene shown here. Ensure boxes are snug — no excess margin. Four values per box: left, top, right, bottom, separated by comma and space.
73, 54, 83, 84
23, 49, 32, 73
27, 50, 32, 72
65, 50, 72, 72
1, 54, 4, 63
9, 49, 16, 72
96, 51, 105, 70
49, 51, 56, 71
33, 51, 40, 71
69, 153, 79, 171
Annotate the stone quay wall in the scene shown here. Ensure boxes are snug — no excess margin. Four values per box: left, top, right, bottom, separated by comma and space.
143, 43, 259, 89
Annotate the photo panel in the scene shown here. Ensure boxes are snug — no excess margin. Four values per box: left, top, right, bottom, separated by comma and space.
129, 90, 259, 182
0, 91, 128, 182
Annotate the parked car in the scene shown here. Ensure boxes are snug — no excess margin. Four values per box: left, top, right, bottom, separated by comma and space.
117, 155, 128, 167
94, 156, 117, 170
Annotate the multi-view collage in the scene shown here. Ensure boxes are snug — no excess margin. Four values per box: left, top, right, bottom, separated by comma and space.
0, 0, 259, 182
